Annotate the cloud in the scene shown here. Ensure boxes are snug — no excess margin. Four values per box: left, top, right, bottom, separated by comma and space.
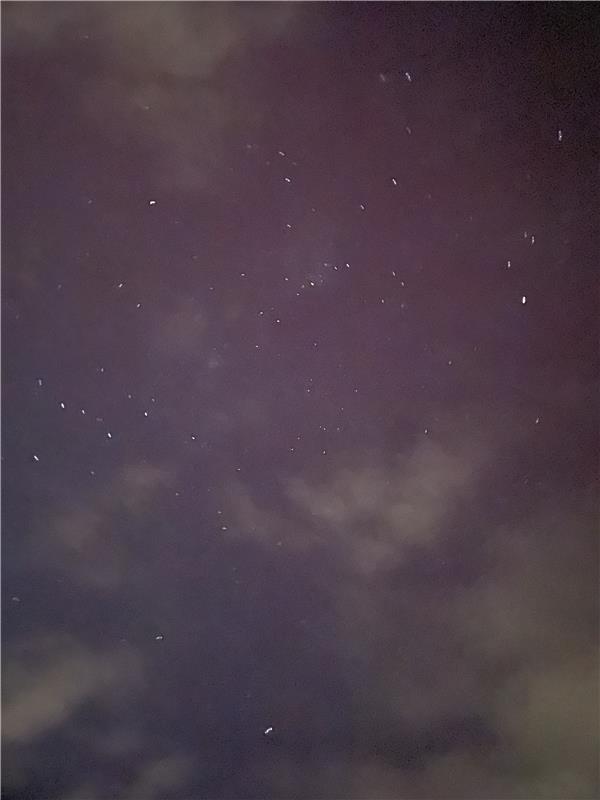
3, 630, 197, 800
59, 754, 196, 800
336, 498, 599, 797
495, 654, 599, 798
223, 435, 597, 798
220, 431, 487, 577
3, 4, 294, 77
285, 437, 485, 574
459, 501, 597, 665
3, 635, 141, 745
124, 755, 196, 800
456, 500, 599, 796
39, 463, 175, 589
3, 3, 296, 190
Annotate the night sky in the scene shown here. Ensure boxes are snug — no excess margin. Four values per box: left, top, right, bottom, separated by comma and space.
2, 3, 599, 799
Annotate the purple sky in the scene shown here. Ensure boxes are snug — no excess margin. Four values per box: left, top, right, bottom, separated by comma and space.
2, 3, 598, 798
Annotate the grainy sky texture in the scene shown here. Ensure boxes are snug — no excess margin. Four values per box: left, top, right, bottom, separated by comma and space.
2, 3, 599, 799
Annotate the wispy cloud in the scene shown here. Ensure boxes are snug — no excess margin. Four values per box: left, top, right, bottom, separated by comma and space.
38, 463, 175, 589
3, 635, 141, 744
4, 3, 296, 190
